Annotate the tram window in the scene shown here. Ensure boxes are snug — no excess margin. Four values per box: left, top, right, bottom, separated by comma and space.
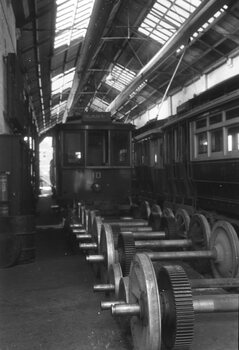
226, 107, 239, 120
111, 131, 130, 166
197, 132, 208, 154
196, 118, 207, 129
134, 143, 141, 165
87, 130, 108, 166
64, 132, 84, 165
211, 129, 223, 153
227, 126, 239, 152
209, 113, 222, 125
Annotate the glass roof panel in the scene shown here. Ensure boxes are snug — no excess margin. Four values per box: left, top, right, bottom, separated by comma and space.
56, 13, 72, 23
167, 10, 185, 23
154, 30, 169, 41
56, 0, 68, 5
147, 13, 159, 24
159, 27, 173, 37
88, 97, 109, 112
172, 5, 189, 18
139, 0, 203, 44
51, 101, 67, 118
139, 27, 150, 36
150, 33, 166, 44
160, 0, 172, 8
105, 64, 136, 92
54, 0, 95, 49
154, 3, 168, 14
51, 68, 75, 96
57, 2, 74, 12
159, 20, 176, 31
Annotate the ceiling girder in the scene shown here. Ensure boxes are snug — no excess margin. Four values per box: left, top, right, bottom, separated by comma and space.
106, 0, 232, 116
62, 0, 122, 122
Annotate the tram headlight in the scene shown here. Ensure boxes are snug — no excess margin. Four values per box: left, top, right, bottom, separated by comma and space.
91, 183, 101, 192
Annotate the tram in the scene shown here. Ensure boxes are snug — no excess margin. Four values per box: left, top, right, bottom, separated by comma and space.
133, 74, 239, 228
53, 112, 134, 215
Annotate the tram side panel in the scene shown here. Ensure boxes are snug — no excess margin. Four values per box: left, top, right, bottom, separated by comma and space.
133, 78, 239, 226
189, 101, 239, 218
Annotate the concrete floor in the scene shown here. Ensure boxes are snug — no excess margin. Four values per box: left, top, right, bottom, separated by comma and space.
0, 193, 238, 350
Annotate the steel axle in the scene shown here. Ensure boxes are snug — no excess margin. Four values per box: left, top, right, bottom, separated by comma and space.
93, 284, 115, 292
76, 234, 92, 240
101, 300, 125, 310
79, 243, 98, 250
86, 254, 104, 262
135, 238, 192, 249
73, 228, 86, 234
110, 254, 239, 350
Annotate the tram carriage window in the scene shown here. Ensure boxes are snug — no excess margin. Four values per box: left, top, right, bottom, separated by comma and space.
211, 129, 223, 153
154, 153, 158, 164
173, 129, 177, 161
209, 113, 222, 125
64, 132, 84, 165
173, 127, 183, 162
226, 106, 239, 120
87, 130, 108, 166
196, 118, 207, 129
164, 133, 170, 164
141, 141, 146, 165
149, 138, 159, 166
192, 107, 239, 160
134, 142, 141, 165
197, 132, 208, 154
227, 126, 239, 152
110, 130, 130, 166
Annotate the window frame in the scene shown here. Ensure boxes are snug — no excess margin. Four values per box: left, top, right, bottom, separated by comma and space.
86, 129, 109, 167
62, 130, 85, 166
191, 106, 239, 161
109, 129, 131, 167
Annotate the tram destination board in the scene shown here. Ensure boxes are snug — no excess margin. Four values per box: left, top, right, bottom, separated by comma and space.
68, 112, 111, 123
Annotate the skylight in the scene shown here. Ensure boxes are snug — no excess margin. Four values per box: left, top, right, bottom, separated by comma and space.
51, 68, 75, 96
54, 0, 95, 49
51, 68, 75, 120
105, 64, 136, 91
88, 97, 109, 112
51, 100, 67, 118
139, 0, 202, 45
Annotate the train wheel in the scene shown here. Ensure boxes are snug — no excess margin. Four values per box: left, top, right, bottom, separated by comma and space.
148, 204, 162, 230
210, 220, 239, 278
188, 214, 211, 273
189, 214, 211, 250
140, 201, 151, 220
129, 254, 161, 350
108, 263, 123, 299
99, 223, 116, 284
175, 208, 190, 238
92, 216, 103, 247
163, 207, 174, 218
161, 216, 178, 239
117, 276, 130, 332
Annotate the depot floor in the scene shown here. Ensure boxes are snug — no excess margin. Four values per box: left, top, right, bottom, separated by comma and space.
0, 192, 238, 350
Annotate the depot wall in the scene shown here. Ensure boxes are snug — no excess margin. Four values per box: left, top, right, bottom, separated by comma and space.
0, 0, 16, 134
